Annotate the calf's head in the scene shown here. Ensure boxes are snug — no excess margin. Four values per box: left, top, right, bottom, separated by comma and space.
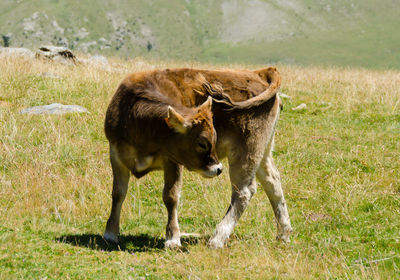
165, 96, 222, 177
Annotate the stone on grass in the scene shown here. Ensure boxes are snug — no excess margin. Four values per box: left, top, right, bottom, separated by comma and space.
0, 47, 35, 59
278, 92, 291, 99
180, 232, 201, 238
80, 55, 111, 71
35, 45, 77, 64
39, 72, 61, 79
292, 103, 307, 111
20, 103, 89, 115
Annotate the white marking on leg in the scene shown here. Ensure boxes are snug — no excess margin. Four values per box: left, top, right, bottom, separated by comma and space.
103, 231, 118, 243
209, 179, 257, 248
165, 238, 181, 249
208, 218, 234, 249
257, 151, 292, 242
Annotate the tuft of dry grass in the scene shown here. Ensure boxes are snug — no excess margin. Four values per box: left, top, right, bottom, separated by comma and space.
0, 55, 399, 279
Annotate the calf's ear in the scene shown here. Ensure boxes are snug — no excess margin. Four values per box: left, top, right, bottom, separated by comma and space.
199, 96, 213, 112
165, 106, 188, 134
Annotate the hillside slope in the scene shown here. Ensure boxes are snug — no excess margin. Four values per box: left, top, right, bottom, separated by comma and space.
1, 0, 399, 69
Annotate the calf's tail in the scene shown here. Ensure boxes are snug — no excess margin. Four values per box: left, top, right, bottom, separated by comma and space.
200, 67, 281, 111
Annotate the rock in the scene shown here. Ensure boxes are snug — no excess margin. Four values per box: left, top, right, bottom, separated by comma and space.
77, 41, 97, 53
56, 37, 69, 48
76, 27, 89, 39
51, 20, 65, 35
278, 92, 291, 99
20, 103, 89, 115
23, 12, 40, 32
292, 103, 307, 111
35, 46, 77, 63
39, 72, 61, 79
0, 47, 35, 59
98, 37, 111, 50
80, 55, 110, 71
180, 232, 201, 238
88, 55, 108, 65
134, 59, 151, 68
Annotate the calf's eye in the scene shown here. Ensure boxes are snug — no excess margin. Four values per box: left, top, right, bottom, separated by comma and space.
198, 142, 207, 150
196, 139, 210, 152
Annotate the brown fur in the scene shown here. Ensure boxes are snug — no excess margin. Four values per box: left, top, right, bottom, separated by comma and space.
103, 67, 292, 248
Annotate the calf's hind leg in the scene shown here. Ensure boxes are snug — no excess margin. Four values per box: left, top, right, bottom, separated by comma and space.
256, 142, 292, 242
208, 158, 258, 249
163, 159, 183, 248
104, 146, 130, 243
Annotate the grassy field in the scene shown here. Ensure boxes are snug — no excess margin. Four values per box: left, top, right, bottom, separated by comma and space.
0, 55, 399, 279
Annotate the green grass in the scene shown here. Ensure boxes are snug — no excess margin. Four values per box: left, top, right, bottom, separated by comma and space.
0, 57, 399, 279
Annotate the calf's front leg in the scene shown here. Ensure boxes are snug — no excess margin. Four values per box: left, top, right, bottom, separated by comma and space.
163, 159, 183, 248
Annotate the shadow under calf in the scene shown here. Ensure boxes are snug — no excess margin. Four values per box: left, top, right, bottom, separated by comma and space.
56, 233, 199, 252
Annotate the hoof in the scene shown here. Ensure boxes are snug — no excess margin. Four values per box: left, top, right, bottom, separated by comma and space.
276, 226, 293, 243
165, 238, 181, 249
103, 231, 118, 243
208, 238, 225, 249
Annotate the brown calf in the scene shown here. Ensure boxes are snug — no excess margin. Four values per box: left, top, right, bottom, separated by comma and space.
103, 67, 292, 248
104, 74, 222, 248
